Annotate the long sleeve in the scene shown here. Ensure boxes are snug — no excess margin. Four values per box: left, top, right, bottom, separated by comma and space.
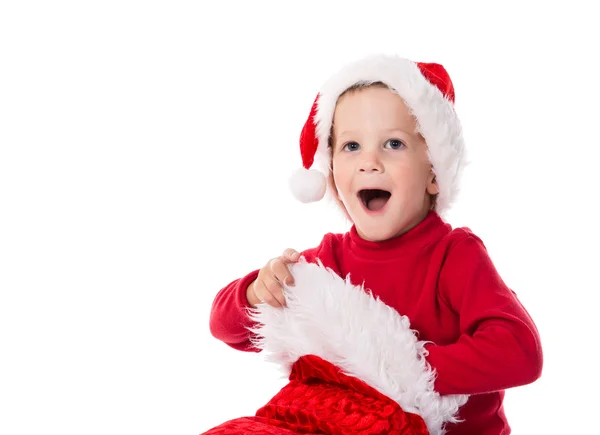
425, 233, 543, 396
209, 269, 261, 352
208, 242, 329, 352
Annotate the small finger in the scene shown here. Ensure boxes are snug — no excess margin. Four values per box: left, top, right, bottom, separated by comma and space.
272, 259, 295, 287
268, 257, 280, 272
263, 276, 286, 307
282, 248, 300, 262
264, 291, 286, 308
255, 279, 281, 307
253, 279, 267, 303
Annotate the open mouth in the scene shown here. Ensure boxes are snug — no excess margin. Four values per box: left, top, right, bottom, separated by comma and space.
358, 189, 391, 212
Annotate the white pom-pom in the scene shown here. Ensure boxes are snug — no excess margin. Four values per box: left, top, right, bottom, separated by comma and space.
288, 167, 327, 203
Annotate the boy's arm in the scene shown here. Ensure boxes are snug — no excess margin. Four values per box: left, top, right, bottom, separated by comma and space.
209, 269, 261, 352
425, 232, 543, 395
208, 242, 328, 352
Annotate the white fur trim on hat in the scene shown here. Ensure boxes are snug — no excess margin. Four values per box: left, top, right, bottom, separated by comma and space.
247, 260, 469, 435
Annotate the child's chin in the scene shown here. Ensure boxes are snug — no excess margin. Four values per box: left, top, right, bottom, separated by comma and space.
356, 225, 395, 242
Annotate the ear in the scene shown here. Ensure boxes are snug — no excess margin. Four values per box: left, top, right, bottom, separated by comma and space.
426, 171, 439, 195
328, 171, 341, 200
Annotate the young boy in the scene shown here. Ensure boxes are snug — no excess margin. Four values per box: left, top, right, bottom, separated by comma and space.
205, 55, 543, 435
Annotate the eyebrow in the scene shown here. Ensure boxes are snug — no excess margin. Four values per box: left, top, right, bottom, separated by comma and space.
383, 128, 414, 135
336, 128, 414, 138
336, 130, 355, 138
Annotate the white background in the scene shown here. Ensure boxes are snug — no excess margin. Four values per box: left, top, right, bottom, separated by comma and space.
1, 1, 598, 434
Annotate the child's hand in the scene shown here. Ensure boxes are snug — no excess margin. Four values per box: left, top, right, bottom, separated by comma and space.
247, 249, 300, 308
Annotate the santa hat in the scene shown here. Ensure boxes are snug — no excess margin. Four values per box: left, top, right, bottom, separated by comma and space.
289, 54, 467, 216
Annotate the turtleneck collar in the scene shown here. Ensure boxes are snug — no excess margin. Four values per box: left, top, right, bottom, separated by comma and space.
347, 211, 451, 261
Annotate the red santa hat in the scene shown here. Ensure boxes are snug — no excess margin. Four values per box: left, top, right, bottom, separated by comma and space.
289, 54, 467, 216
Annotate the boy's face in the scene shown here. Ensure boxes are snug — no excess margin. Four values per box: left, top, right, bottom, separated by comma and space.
331, 86, 438, 242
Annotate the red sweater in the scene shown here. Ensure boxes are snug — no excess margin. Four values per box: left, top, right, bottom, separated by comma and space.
209, 211, 543, 434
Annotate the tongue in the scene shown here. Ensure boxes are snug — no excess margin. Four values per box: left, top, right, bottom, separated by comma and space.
367, 197, 388, 211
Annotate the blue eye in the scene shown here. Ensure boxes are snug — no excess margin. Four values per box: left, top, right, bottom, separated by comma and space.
343, 142, 360, 152
385, 139, 405, 150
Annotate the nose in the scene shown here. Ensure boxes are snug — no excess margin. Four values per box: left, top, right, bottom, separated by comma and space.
359, 149, 383, 173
